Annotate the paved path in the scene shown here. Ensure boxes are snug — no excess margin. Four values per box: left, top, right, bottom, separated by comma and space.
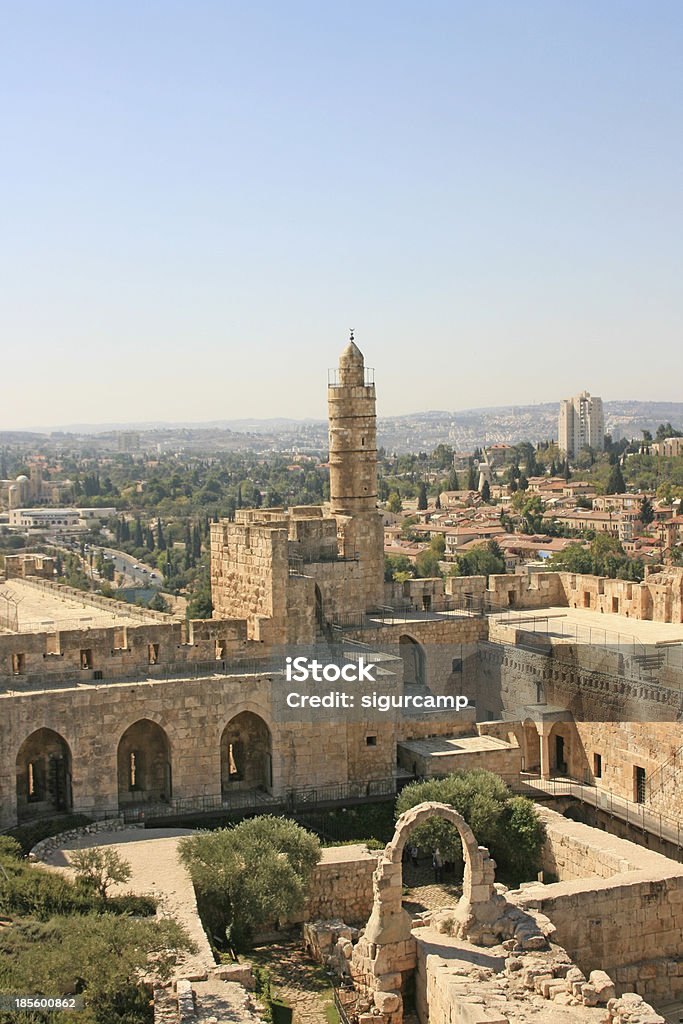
250, 942, 335, 1024
402, 860, 463, 915
43, 827, 214, 981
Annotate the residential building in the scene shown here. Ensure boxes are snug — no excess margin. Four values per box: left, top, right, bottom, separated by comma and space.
558, 390, 604, 457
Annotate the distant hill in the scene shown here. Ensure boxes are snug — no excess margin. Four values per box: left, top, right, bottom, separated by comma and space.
5, 401, 683, 455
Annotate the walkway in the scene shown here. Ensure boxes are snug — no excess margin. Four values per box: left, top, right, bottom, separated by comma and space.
401, 860, 462, 915
523, 775, 683, 848
42, 827, 214, 981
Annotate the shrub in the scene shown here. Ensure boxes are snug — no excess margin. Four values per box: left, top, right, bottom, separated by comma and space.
395, 770, 545, 885
70, 848, 132, 899
179, 816, 321, 950
0, 836, 22, 861
0, 856, 154, 922
0, 913, 194, 1024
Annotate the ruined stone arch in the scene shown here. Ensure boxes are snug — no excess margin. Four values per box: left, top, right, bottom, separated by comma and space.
16, 728, 72, 822
220, 710, 272, 795
362, 802, 497, 947
117, 719, 171, 807
350, 802, 501, 1021
399, 634, 425, 687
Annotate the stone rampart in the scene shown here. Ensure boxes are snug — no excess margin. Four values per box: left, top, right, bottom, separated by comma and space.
511, 806, 683, 1000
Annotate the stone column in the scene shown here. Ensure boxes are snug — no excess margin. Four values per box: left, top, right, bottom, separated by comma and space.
539, 725, 552, 780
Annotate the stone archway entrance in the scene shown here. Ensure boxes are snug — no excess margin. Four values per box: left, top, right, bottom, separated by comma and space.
350, 801, 499, 1023
117, 719, 171, 808
220, 711, 272, 795
522, 719, 541, 773
399, 635, 425, 687
16, 728, 72, 822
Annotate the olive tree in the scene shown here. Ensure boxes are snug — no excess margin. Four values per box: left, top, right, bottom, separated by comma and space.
179, 816, 321, 950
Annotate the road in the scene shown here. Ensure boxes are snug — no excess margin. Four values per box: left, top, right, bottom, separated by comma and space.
100, 546, 164, 588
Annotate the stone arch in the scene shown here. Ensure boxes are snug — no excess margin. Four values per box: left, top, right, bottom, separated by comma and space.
117, 719, 171, 807
363, 802, 497, 947
16, 728, 72, 822
399, 634, 425, 686
220, 711, 272, 795
351, 802, 503, 1021
522, 718, 541, 774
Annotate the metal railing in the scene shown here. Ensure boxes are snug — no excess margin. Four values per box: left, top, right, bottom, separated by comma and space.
333, 986, 354, 1024
66, 777, 400, 826
519, 775, 683, 849
646, 743, 683, 801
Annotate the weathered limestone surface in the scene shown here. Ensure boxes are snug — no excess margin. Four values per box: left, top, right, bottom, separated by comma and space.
512, 806, 683, 1001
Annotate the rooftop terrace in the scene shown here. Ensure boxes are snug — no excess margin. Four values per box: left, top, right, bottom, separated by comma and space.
0, 578, 165, 633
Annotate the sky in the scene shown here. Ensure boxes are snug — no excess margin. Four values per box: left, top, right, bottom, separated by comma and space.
1, 0, 682, 430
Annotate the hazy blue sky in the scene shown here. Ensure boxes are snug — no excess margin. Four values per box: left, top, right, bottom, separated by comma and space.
1, 1, 681, 429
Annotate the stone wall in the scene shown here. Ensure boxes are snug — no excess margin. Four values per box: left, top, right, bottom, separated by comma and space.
386, 568, 683, 623
0, 612, 250, 690
475, 636, 683, 728
210, 515, 289, 642
397, 736, 521, 783
0, 672, 396, 829
346, 617, 487, 703
300, 845, 380, 926
512, 806, 683, 1000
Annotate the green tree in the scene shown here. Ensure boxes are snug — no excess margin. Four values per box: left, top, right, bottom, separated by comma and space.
179, 817, 320, 949
480, 480, 491, 503
384, 555, 415, 582
639, 497, 654, 526
387, 491, 403, 514
452, 540, 505, 579
0, 914, 192, 1024
606, 463, 626, 494
149, 591, 169, 612
549, 542, 593, 574
187, 583, 212, 619
511, 492, 544, 533
417, 482, 428, 510
133, 517, 143, 548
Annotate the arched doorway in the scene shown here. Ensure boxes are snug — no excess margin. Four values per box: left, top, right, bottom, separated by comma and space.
117, 719, 171, 807
549, 722, 572, 775
16, 729, 72, 822
399, 635, 425, 686
220, 711, 272, 795
522, 719, 541, 774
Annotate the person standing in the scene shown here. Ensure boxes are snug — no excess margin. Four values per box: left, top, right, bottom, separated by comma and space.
432, 847, 444, 883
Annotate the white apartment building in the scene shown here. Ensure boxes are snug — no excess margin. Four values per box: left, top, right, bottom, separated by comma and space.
558, 391, 604, 457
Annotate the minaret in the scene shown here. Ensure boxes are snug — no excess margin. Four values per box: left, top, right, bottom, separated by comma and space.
328, 333, 384, 610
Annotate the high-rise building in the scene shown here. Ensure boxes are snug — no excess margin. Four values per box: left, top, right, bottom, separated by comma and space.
558, 391, 604, 458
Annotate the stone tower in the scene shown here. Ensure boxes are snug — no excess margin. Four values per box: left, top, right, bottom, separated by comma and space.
328, 335, 385, 610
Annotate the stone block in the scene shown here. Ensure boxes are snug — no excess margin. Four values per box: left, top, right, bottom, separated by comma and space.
589, 970, 616, 1003
373, 991, 400, 1014
581, 984, 599, 1006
